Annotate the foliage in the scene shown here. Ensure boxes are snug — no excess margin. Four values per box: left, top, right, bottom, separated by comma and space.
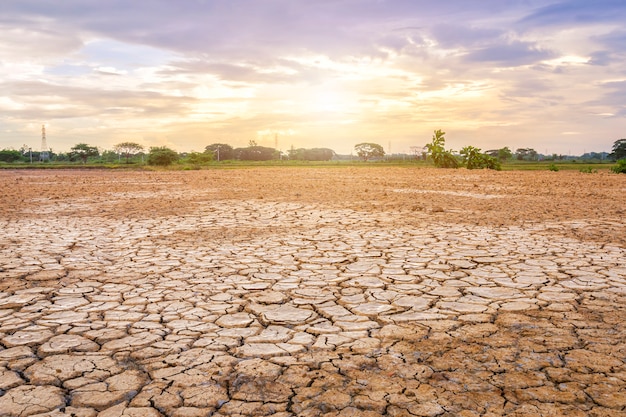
460, 146, 501, 170
147, 146, 179, 166
354, 143, 385, 161
186, 151, 213, 165
0, 149, 23, 162
425, 130, 459, 168
548, 163, 559, 172
497, 147, 513, 162
69, 143, 99, 164
611, 159, 626, 174
288, 147, 335, 161
234, 145, 279, 161
485, 147, 513, 162
113, 142, 144, 163
579, 166, 597, 173
515, 148, 538, 161
609, 139, 626, 161
205, 143, 234, 161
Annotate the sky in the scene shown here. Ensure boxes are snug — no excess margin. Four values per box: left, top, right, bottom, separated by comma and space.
0, 0, 625, 156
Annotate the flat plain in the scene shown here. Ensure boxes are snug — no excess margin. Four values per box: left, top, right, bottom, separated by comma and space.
0, 167, 625, 417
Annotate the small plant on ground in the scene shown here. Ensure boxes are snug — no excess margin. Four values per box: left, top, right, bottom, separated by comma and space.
548, 163, 559, 172
579, 166, 597, 174
611, 159, 626, 174
425, 130, 459, 168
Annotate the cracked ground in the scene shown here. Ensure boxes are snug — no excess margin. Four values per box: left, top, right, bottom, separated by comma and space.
0, 167, 625, 417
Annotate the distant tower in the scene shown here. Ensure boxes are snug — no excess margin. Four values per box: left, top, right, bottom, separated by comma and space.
40, 124, 49, 161
274, 133, 278, 150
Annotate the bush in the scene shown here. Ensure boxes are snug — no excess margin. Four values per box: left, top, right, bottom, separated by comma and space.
579, 167, 597, 174
147, 146, 179, 166
460, 146, 501, 170
0, 149, 23, 162
548, 163, 559, 172
611, 159, 626, 174
186, 151, 213, 165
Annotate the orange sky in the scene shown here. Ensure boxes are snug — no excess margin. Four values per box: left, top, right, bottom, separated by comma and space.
1, 1, 624, 155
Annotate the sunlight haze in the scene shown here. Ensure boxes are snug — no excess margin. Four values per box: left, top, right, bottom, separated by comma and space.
1, 0, 624, 155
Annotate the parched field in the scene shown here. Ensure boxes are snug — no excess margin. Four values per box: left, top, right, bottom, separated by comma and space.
0, 167, 625, 417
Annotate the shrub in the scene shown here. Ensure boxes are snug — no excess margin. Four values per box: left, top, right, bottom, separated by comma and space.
0, 149, 23, 162
611, 159, 626, 174
147, 146, 179, 166
460, 146, 501, 170
579, 167, 597, 174
186, 151, 213, 165
548, 163, 559, 172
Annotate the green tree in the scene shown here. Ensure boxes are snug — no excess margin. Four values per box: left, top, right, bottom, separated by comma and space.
354, 143, 385, 161
288, 147, 335, 161
609, 139, 626, 161
0, 149, 23, 162
113, 142, 144, 163
147, 146, 179, 166
425, 130, 459, 168
205, 143, 234, 161
70, 143, 99, 164
515, 148, 538, 161
186, 151, 213, 165
234, 145, 279, 161
497, 147, 513, 162
460, 146, 501, 170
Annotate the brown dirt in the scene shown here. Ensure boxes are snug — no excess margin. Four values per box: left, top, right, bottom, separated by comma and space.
2, 167, 624, 245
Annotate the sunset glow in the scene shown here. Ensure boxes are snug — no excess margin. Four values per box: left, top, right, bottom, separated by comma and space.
0, 1, 624, 155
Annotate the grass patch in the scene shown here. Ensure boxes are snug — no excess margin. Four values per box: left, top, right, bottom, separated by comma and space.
500, 161, 615, 171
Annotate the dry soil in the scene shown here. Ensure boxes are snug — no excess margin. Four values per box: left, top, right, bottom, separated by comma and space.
0, 167, 624, 417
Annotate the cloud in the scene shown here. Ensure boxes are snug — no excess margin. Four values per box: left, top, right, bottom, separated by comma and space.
593, 30, 626, 53
518, 0, 626, 27
466, 40, 556, 66
0, 0, 624, 154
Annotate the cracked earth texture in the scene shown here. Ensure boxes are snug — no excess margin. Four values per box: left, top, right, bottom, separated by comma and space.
0, 167, 625, 417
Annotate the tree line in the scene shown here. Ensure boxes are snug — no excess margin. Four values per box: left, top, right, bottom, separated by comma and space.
1, 136, 624, 169
0, 141, 338, 166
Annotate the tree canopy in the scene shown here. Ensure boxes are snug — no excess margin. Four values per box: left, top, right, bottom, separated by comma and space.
113, 142, 144, 163
147, 146, 179, 166
354, 143, 385, 161
610, 139, 626, 161
515, 148, 538, 161
234, 145, 279, 161
0, 149, 23, 162
288, 147, 335, 161
205, 143, 234, 161
70, 143, 99, 164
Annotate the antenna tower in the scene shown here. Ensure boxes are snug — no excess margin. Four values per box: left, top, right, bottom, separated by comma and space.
40, 125, 49, 161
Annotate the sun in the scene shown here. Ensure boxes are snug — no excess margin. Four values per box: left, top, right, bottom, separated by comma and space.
303, 86, 359, 116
